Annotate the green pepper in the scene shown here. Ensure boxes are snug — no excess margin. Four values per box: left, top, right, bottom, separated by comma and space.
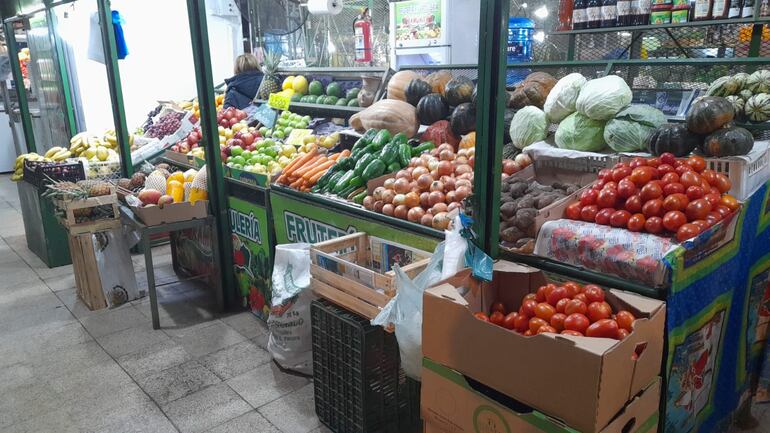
397, 142, 412, 167
380, 142, 399, 165
371, 129, 392, 149
411, 141, 435, 156
362, 159, 386, 180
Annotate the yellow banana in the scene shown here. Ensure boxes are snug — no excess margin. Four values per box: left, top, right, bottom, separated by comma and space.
52, 150, 71, 161
44, 147, 63, 158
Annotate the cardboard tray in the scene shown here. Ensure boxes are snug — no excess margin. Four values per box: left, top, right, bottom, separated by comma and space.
422, 261, 666, 433
130, 200, 209, 226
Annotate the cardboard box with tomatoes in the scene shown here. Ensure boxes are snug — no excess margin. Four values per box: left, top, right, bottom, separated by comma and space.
422, 261, 665, 433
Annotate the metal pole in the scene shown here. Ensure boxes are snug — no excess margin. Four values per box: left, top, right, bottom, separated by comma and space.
4, 19, 36, 154
186, 0, 236, 309
96, 0, 132, 177
46, 8, 76, 137
473, 0, 508, 257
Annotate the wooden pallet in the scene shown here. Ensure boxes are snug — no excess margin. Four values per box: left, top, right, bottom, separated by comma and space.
68, 233, 108, 311
56, 189, 120, 235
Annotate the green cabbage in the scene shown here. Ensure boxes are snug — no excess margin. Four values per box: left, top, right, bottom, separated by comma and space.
555, 112, 607, 152
509, 106, 548, 149
576, 75, 633, 120
604, 105, 667, 152
544, 73, 587, 123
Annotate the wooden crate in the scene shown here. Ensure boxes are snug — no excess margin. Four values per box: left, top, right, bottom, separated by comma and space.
68, 233, 108, 311
309, 232, 431, 321
56, 190, 120, 235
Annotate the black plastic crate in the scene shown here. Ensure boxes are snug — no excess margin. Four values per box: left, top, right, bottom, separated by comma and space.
311, 299, 420, 433
23, 160, 85, 189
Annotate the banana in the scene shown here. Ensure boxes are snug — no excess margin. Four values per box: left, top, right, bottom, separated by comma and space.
70, 132, 86, 145
105, 134, 117, 147
44, 147, 63, 158
52, 150, 71, 161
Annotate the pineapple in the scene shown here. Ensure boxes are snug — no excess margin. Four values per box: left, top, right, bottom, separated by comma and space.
256, 51, 281, 99
189, 165, 208, 204
144, 170, 167, 193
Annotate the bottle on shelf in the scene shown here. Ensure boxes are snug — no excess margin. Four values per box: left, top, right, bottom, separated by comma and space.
559, 0, 575, 29
693, 0, 714, 19
586, 0, 603, 27
618, 0, 633, 24
712, 0, 729, 18
742, 0, 755, 16
637, 0, 653, 23
761, 0, 770, 16
573, 0, 588, 28
602, 0, 619, 26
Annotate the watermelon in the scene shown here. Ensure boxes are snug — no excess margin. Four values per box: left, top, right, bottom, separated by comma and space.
290, 93, 303, 102
326, 82, 342, 98
746, 70, 770, 94
347, 99, 359, 107
305, 95, 318, 104
308, 80, 324, 96
745, 93, 770, 122
335, 98, 348, 106
324, 95, 339, 105
346, 87, 360, 99
707, 76, 740, 97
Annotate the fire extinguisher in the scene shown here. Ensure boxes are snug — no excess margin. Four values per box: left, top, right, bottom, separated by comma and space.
353, 8, 372, 63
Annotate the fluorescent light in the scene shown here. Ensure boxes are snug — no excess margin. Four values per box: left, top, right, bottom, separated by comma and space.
534, 6, 549, 18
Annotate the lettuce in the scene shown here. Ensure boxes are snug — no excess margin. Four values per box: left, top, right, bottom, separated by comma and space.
544, 73, 587, 123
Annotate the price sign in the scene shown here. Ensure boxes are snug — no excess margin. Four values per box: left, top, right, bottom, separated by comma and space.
252, 104, 277, 129
286, 129, 314, 146
268, 92, 292, 111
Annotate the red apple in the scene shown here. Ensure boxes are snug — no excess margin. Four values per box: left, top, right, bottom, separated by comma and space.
187, 132, 199, 144
241, 132, 255, 146
177, 142, 190, 153
222, 146, 232, 157
170, 144, 180, 152
228, 118, 239, 127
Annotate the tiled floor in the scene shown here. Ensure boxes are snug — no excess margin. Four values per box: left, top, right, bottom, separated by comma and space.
0, 175, 329, 433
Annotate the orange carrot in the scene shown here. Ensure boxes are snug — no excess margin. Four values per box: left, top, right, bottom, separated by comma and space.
294, 156, 327, 177
282, 149, 317, 177
290, 177, 304, 189
303, 160, 335, 180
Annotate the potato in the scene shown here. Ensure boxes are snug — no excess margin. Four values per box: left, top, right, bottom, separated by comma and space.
515, 196, 535, 211
509, 182, 528, 198
515, 237, 535, 248
514, 208, 537, 230
500, 201, 517, 218
500, 226, 525, 243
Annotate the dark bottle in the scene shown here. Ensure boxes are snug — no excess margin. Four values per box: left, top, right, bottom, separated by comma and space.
559, 0, 575, 30
602, 0, 619, 26
742, 0, 754, 16
637, 0, 652, 23
712, 0, 729, 18
728, 0, 742, 17
573, 0, 587, 28
617, 0, 632, 24
693, 0, 713, 19
586, 0, 602, 27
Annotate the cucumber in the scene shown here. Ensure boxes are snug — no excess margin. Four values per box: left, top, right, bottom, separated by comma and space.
333, 170, 356, 193
379, 142, 399, 165
387, 161, 401, 173
371, 130, 392, 149
362, 159, 386, 180
391, 132, 408, 145
411, 141, 435, 156
397, 143, 411, 167
354, 154, 378, 176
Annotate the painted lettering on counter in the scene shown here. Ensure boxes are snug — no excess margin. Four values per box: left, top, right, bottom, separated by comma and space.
284, 211, 353, 243
229, 209, 262, 244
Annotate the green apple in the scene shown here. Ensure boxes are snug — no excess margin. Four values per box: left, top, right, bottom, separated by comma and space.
230, 146, 243, 157
302, 115, 311, 123
281, 110, 291, 119
284, 127, 294, 136
258, 126, 268, 136
273, 130, 285, 139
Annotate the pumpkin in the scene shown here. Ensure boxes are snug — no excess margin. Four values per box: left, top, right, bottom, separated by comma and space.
405, 79, 433, 106
523, 72, 557, 91
647, 124, 702, 157
745, 93, 770, 122
388, 70, 422, 101
459, 131, 476, 149
707, 75, 740, 97
425, 70, 453, 95
450, 102, 476, 136
740, 89, 753, 102
416, 93, 450, 125
507, 72, 557, 109
702, 127, 754, 157
444, 76, 475, 106
686, 96, 735, 135
422, 120, 460, 149
733, 72, 751, 91
725, 95, 746, 120
747, 70, 770, 94
350, 99, 419, 138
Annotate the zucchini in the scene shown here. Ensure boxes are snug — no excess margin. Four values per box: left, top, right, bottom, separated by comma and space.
321, 171, 345, 193
333, 170, 356, 193
362, 159, 386, 180
336, 157, 354, 171
371, 130, 392, 149
411, 141, 435, 156
352, 190, 368, 205
348, 176, 364, 189
397, 143, 411, 167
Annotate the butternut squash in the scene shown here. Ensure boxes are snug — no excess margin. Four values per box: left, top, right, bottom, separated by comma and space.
350, 99, 419, 138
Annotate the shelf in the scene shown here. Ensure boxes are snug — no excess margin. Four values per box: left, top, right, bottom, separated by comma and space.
554, 17, 756, 35
253, 99, 363, 119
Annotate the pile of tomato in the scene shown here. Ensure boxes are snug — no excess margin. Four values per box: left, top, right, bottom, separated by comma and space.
475, 281, 636, 339
564, 153, 740, 242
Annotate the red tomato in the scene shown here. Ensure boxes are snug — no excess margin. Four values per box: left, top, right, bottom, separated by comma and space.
609, 210, 632, 228
534, 303, 557, 321
676, 223, 702, 242
663, 210, 687, 232
565, 202, 582, 220
514, 313, 530, 332
612, 166, 633, 182
584, 285, 606, 303
564, 313, 591, 334
528, 317, 549, 334
640, 183, 663, 201
648, 157, 661, 167
715, 205, 732, 218
587, 301, 613, 322
586, 319, 620, 339
721, 194, 740, 211
565, 299, 588, 316
592, 180, 606, 191
675, 164, 694, 176
714, 173, 732, 193
687, 155, 706, 172
474, 312, 489, 321
598, 168, 612, 180
623, 195, 643, 213
660, 172, 679, 186
594, 208, 615, 225
657, 164, 675, 177
563, 282, 582, 298
706, 211, 723, 226
580, 189, 598, 206
663, 182, 686, 196
523, 293, 537, 301
686, 199, 712, 221
491, 301, 507, 314
489, 311, 505, 326
597, 189, 619, 208
555, 298, 570, 314
537, 325, 558, 334
502, 312, 518, 330
680, 171, 703, 189
660, 152, 677, 166
627, 213, 646, 232
700, 178, 713, 194
629, 157, 647, 169
641, 199, 663, 218
686, 185, 705, 200
663, 193, 689, 212
701, 169, 717, 186
520, 299, 538, 317
580, 205, 600, 222
603, 181, 618, 191
617, 178, 638, 199
615, 310, 636, 331
644, 216, 664, 234
524, 330, 534, 336
535, 285, 548, 302
630, 166, 657, 186
617, 329, 631, 340
704, 192, 722, 208
561, 330, 584, 337
550, 313, 567, 332
546, 286, 571, 307
692, 220, 711, 232
574, 293, 589, 304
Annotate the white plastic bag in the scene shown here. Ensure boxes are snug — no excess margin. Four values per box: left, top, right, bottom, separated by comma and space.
442, 215, 468, 281
267, 243, 315, 375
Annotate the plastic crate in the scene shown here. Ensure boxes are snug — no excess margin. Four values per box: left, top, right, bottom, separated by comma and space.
311, 299, 420, 433
704, 140, 770, 201
23, 160, 86, 189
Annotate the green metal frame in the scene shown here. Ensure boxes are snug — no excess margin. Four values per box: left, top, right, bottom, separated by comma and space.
97, 0, 132, 177
4, 18, 36, 153
46, 7, 76, 136
186, 0, 236, 309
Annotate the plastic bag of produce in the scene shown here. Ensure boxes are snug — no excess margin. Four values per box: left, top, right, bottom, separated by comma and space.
509, 106, 548, 149
576, 75, 633, 120
604, 105, 667, 152
268, 243, 316, 375
543, 73, 587, 123
555, 112, 607, 152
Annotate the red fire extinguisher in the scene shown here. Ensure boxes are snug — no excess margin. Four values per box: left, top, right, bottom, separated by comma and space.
354, 8, 373, 63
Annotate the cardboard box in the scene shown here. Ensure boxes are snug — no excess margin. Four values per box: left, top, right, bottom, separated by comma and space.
130, 200, 208, 226
422, 261, 665, 433
422, 357, 660, 433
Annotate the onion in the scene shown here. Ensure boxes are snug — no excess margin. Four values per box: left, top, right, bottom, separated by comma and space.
374, 200, 384, 213
448, 202, 461, 212
443, 177, 456, 191
446, 190, 457, 203
432, 202, 448, 214
515, 153, 532, 168
383, 179, 395, 190
394, 204, 409, 220
502, 160, 521, 175
381, 189, 395, 204
430, 181, 444, 193
420, 154, 432, 165
373, 187, 385, 201
393, 194, 406, 207
382, 204, 395, 216
428, 159, 440, 171
457, 148, 469, 158
501, 173, 509, 181
437, 160, 453, 176
457, 172, 473, 181
417, 174, 434, 191
455, 185, 471, 202
456, 179, 472, 189
455, 164, 473, 176
432, 212, 451, 230
466, 147, 475, 157
455, 156, 468, 165
437, 143, 454, 153
405, 192, 420, 208
363, 196, 375, 210
421, 213, 434, 227
430, 148, 440, 157
410, 181, 419, 192
396, 170, 410, 180
408, 207, 425, 223
413, 166, 429, 178
429, 191, 445, 206
439, 149, 455, 161
468, 156, 475, 168
394, 178, 411, 194
430, 169, 439, 178
420, 192, 430, 208
410, 157, 421, 167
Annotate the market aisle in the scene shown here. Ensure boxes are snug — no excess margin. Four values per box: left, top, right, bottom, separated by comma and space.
0, 174, 330, 433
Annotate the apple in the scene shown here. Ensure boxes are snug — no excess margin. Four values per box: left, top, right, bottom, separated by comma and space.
187, 132, 199, 144
241, 132, 255, 146
196, 129, 203, 140
177, 142, 190, 153
230, 138, 244, 148
157, 195, 175, 208
222, 146, 232, 157
246, 144, 256, 152
170, 144, 180, 152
